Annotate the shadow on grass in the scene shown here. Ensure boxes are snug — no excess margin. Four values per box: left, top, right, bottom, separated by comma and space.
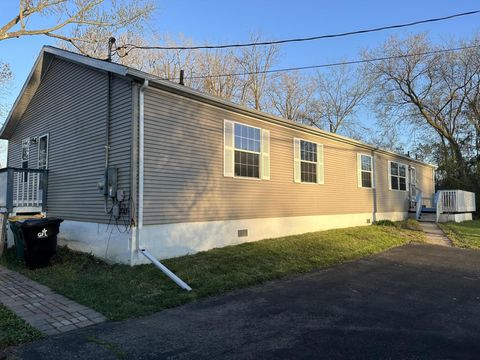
0, 225, 425, 322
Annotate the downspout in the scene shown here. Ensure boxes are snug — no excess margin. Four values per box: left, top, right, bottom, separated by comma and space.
138, 79, 148, 235
136, 79, 191, 292
371, 148, 378, 223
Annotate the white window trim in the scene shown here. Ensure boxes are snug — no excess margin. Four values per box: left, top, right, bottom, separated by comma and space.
21, 138, 30, 166
409, 166, 417, 199
37, 133, 49, 169
21, 138, 30, 182
357, 153, 375, 189
294, 138, 324, 185
225, 120, 270, 181
410, 166, 417, 186
388, 160, 409, 192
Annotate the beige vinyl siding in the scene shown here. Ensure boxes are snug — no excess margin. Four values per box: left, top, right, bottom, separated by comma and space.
143, 86, 435, 226
7, 58, 133, 223
374, 155, 434, 213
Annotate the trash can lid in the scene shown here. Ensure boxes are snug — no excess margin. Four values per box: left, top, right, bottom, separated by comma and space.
8, 214, 45, 222
17, 217, 64, 227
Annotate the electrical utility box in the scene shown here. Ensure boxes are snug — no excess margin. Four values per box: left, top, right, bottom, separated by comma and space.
97, 167, 118, 198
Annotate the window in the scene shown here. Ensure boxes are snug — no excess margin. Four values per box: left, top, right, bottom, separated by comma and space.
224, 120, 270, 180
409, 167, 416, 196
38, 134, 49, 170
300, 140, 318, 183
21, 139, 29, 182
294, 138, 324, 184
234, 123, 261, 178
37, 134, 49, 190
390, 161, 407, 191
357, 154, 374, 188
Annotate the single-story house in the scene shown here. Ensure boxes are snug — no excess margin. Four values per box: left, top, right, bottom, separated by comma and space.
0, 46, 475, 265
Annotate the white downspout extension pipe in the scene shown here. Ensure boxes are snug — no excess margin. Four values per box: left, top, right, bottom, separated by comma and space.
140, 249, 192, 291
137, 80, 192, 292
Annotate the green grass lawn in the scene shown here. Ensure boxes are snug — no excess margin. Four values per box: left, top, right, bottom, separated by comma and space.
0, 304, 42, 350
439, 219, 480, 249
0, 224, 424, 323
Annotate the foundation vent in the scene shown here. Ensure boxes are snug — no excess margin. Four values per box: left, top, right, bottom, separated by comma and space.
366, 218, 371, 224
238, 229, 248, 237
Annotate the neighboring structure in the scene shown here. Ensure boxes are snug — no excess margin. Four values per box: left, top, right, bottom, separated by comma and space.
0, 47, 475, 265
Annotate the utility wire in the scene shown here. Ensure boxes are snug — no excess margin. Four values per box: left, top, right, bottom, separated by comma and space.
118, 10, 480, 52
165, 44, 479, 80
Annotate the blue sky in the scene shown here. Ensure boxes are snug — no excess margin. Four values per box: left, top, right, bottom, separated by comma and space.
0, 1, 479, 128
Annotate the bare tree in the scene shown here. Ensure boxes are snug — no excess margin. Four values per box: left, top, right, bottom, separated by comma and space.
194, 49, 242, 101
236, 35, 279, 110
366, 34, 480, 180
267, 71, 315, 121
0, 62, 12, 118
140, 35, 198, 86
0, 0, 154, 54
461, 42, 480, 162
303, 64, 372, 135
0, 62, 12, 167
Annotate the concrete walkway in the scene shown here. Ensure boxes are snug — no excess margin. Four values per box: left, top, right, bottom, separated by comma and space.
0, 266, 106, 335
419, 222, 452, 247
6, 244, 480, 360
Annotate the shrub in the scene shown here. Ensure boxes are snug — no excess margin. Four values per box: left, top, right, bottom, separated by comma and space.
402, 218, 422, 231
373, 220, 396, 227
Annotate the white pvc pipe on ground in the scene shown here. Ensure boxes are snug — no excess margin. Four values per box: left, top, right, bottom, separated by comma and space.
140, 249, 192, 291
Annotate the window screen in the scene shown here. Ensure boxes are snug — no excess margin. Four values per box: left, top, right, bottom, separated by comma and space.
390, 162, 407, 191
38, 135, 48, 170
234, 123, 260, 178
360, 154, 373, 188
300, 140, 317, 183
21, 139, 29, 182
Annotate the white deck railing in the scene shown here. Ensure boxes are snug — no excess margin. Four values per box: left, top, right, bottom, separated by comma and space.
0, 168, 48, 212
439, 190, 476, 212
13, 171, 44, 208
436, 190, 476, 222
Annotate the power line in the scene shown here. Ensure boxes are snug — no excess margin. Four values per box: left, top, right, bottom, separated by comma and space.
167, 44, 479, 80
118, 10, 480, 52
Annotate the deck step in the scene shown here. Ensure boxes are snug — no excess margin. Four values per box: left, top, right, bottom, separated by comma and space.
419, 212, 436, 222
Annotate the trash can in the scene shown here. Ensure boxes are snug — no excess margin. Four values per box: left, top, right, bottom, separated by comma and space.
15, 218, 63, 269
8, 214, 45, 259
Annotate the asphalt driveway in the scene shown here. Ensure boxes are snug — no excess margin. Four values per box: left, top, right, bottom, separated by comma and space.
6, 243, 480, 359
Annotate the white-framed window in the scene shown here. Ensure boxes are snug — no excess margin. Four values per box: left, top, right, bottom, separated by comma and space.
410, 166, 416, 186
21, 138, 29, 182
357, 153, 374, 188
21, 138, 29, 168
409, 166, 416, 195
38, 134, 49, 170
234, 123, 260, 178
300, 140, 318, 183
293, 138, 324, 184
37, 134, 49, 191
224, 120, 270, 180
389, 161, 408, 191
